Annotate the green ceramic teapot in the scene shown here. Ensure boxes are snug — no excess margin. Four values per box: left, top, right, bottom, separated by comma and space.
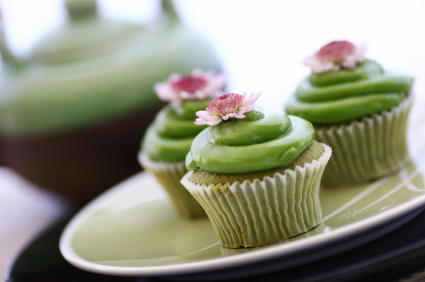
0, 0, 221, 204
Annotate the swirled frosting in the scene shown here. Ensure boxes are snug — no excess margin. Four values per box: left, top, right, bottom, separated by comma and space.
285, 60, 414, 124
185, 109, 314, 174
142, 99, 211, 162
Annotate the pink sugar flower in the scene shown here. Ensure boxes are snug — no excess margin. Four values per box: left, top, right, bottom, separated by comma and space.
303, 41, 367, 73
153, 69, 225, 105
195, 92, 260, 126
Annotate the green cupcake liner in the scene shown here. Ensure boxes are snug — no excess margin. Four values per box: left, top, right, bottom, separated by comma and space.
315, 95, 413, 186
139, 153, 206, 219
181, 144, 332, 248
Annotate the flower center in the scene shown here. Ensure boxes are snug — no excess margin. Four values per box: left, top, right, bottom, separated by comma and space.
207, 93, 243, 116
171, 76, 207, 93
316, 41, 355, 61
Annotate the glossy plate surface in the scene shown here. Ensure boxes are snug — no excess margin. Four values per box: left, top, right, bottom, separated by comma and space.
60, 116, 425, 279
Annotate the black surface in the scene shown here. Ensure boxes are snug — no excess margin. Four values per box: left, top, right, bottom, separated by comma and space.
5, 213, 156, 282
6, 207, 425, 282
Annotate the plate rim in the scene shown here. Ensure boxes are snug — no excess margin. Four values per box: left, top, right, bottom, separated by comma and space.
60, 171, 425, 277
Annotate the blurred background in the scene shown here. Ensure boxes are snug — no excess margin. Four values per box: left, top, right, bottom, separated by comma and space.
3, 0, 425, 108
1, 0, 425, 278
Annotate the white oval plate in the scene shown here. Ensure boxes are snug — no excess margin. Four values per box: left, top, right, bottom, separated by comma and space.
60, 113, 425, 281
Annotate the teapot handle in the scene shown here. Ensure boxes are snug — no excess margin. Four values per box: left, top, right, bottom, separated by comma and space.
0, 42, 21, 72
160, 0, 180, 24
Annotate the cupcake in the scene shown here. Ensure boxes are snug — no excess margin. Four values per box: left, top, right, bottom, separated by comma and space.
139, 69, 225, 218
181, 93, 332, 248
285, 41, 414, 186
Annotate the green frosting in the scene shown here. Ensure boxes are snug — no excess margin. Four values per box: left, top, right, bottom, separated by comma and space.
285, 60, 414, 124
142, 100, 210, 162
186, 111, 314, 174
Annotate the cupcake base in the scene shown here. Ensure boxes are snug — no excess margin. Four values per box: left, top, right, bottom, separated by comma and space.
181, 144, 332, 248
139, 153, 206, 219
315, 95, 412, 186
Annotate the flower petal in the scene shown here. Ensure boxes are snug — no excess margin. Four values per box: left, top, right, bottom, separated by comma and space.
222, 114, 230, 120
196, 111, 212, 119
169, 73, 182, 82
207, 116, 222, 126
194, 117, 208, 125
242, 92, 260, 110
154, 83, 183, 104
194, 89, 209, 100
342, 54, 357, 69
311, 61, 334, 73
191, 68, 204, 77
180, 91, 197, 100
354, 42, 368, 62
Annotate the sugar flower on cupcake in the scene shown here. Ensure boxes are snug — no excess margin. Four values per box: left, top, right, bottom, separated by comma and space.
303, 40, 367, 73
154, 69, 225, 105
194, 92, 260, 126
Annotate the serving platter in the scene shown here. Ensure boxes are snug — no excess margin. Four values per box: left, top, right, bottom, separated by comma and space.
8, 205, 425, 282
60, 115, 425, 281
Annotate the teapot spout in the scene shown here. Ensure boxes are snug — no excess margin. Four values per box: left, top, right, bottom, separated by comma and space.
0, 40, 21, 72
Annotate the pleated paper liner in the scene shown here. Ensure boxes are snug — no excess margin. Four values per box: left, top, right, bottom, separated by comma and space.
139, 153, 206, 219
219, 223, 327, 256
315, 95, 413, 187
181, 144, 332, 249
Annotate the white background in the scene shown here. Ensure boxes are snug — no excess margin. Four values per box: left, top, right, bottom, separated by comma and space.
1, 0, 424, 109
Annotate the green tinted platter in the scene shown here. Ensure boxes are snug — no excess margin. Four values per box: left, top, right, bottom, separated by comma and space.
60, 106, 425, 278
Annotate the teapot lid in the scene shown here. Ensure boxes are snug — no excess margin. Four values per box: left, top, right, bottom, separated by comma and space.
30, 0, 143, 64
